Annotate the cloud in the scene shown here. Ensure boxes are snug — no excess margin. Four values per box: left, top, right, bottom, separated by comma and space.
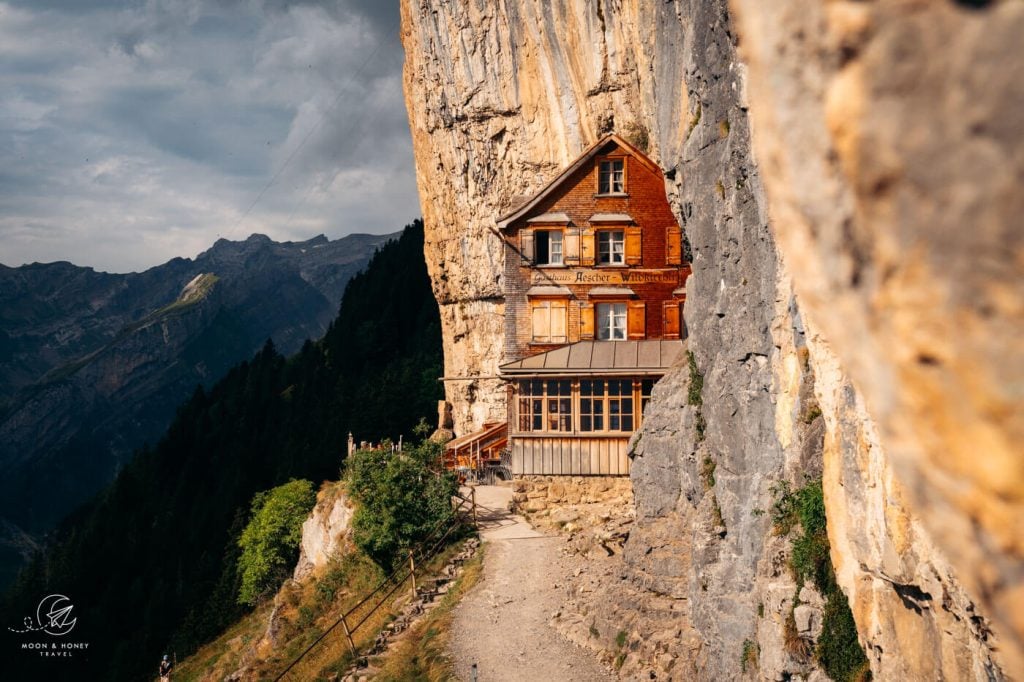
0, 0, 417, 273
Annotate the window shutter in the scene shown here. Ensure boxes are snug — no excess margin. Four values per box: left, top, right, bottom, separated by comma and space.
666, 225, 682, 265
663, 300, 680, 339
627, 301, 646, 339
532, 302, 550, 341
563, 227, 580, 265
580, 230, 595, 266
551, 300, 567, 342
625, 226, 643, 265
520, 229, 535, 264
580, 302, 595, 340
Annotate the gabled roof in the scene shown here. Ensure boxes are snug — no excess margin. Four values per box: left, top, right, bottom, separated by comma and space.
499, 340, 685, 377
497, 133, 660, 230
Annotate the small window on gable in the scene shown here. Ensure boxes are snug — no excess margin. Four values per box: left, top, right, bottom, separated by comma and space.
599, 159, 624, 194
535, 230, 563, 265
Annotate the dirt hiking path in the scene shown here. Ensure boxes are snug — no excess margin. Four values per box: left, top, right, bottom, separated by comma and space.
448, 485, 615, 682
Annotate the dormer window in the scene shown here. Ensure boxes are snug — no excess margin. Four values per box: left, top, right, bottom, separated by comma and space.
598, 159, 624, 194
535, 230, 563, 265
597, 230, 625, 265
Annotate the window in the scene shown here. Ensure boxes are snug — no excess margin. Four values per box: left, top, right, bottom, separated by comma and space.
599, 159, 624, 193
518, 380, 543, 432
598, 230, 625, 265
531, 299, 567, 343
596, 302, 627, 340
517, 377, 647, 434
517, 380, 572, 432
579, 379, 635, 432
607, 379, 634, 431
534, 230, 563, 265
641, 379, 655, 415
546, 380, 573, 432
579, 379, 605, 432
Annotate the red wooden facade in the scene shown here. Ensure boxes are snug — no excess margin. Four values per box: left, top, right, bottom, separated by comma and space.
495, 135, 691, 476
500, 135, 690, 362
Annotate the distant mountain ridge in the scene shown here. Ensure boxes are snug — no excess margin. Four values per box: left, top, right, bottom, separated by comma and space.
0, 231, 395, 586
0, 221, 443, 682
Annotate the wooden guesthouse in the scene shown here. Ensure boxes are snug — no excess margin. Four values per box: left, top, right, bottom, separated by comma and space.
494, 133, 691, 477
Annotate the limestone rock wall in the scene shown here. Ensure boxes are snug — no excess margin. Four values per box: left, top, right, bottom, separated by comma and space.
401, 0, 682, 434
730, 0, 1023, 673
402, 0, 1011, 678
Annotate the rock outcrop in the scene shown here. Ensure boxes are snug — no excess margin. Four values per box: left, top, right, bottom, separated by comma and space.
293, 483, 353, 581
402, 0, 1015, 678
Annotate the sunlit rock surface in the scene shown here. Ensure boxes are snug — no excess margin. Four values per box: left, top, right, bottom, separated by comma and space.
402, 0, 1014, 677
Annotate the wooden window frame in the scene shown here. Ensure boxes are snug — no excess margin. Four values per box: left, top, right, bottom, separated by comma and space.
597, 229, 626, 266
595, 301, 628, 341
516, 378, 648, 435
596, 157, 626, 195
533, 228, 565, 266
516, 380, 573, 433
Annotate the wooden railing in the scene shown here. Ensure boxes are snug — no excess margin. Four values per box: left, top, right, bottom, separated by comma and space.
272, 491, 477, 680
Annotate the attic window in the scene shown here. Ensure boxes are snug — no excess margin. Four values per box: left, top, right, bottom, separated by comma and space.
598, 159, 624, 194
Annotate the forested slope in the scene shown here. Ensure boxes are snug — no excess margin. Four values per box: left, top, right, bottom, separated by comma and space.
1, 221, 442, 681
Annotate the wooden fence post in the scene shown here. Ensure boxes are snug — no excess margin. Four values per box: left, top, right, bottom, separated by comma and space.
341, 615, 357, 656
471, 487, 478, 526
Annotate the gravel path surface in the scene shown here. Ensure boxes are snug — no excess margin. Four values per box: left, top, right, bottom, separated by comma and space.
448, 485, 615, 682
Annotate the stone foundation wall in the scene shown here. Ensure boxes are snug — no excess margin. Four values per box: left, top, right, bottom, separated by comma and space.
512, 475, 633, 513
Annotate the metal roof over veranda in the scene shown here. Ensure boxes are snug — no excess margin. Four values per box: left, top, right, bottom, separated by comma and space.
499, 339, 686, 377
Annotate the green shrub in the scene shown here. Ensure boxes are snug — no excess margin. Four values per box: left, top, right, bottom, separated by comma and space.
346, 440, 458, 570
616, 630, 628, 648
801, 402, 823, 424
236, 479, 317, 605
771, 479, 870, 680
741, 638, 759, 673
701, 456, 716, 490
817, 589, 871, 682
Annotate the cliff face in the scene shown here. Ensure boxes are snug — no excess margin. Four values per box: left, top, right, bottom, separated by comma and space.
402, 0, 1013, 679
729, 1, 1024, 674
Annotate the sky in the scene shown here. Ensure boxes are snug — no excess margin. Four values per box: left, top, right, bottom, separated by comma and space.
0, 0, 419, 273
